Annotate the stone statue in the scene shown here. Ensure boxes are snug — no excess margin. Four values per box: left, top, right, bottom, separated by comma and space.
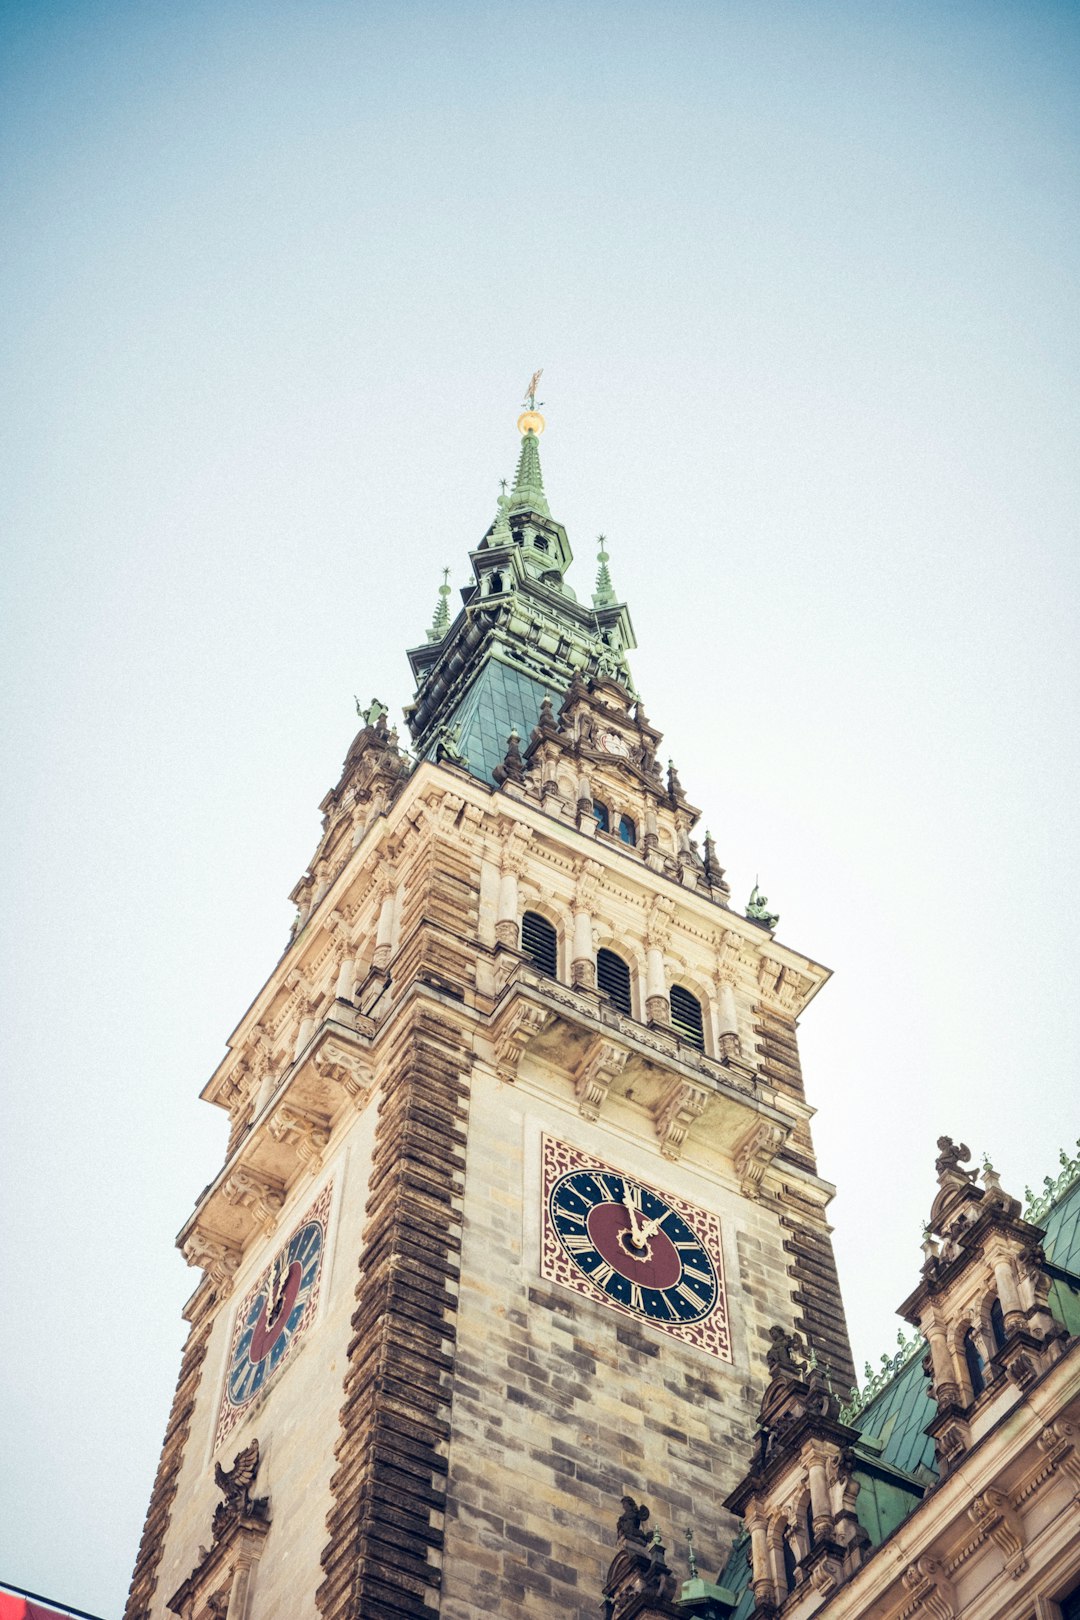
616, 1496, 650, 1545
766, 1324, 805, 1378
935, 1137, 975, 1182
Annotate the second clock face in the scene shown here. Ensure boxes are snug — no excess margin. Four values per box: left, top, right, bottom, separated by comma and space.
540, 1137, 731, 1361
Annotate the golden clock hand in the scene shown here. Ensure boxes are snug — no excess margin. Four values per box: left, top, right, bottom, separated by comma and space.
622, 1186, 647, 1248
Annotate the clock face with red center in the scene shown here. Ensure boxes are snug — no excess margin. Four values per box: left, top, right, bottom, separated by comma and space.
540, 1137, 731, 1361
216, 1183, 331, 1448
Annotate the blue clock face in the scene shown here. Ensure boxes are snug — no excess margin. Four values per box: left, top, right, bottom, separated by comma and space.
548, 1166, 719, 1325
226, 1218, 323, 1410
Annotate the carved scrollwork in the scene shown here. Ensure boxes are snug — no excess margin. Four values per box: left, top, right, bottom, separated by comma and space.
573, 1037, 629, 1121
312, 1039, 375, 1110
221, 1167, 286, 1236
267, 1104, 331, 1171
182, 1229, 241, 1294
734, 1119, 787, 1199
654, 1079, 708, 1160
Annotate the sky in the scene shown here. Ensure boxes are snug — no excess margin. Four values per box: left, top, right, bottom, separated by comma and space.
1, 0, 1078, 1611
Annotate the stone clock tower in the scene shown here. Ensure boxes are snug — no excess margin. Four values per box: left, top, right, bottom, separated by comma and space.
125, 390, 854, 1620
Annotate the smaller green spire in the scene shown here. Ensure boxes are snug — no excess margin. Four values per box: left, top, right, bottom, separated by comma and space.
491, 482, 513, 545
593, 534, 616, 607
426, 567, 452, 642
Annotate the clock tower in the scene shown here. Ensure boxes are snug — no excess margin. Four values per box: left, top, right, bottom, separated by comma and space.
125, 394, 854, 1620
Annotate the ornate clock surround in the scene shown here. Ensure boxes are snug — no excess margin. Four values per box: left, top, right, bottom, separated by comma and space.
539, 1135, 731, 1361
215, 1180, 333, 1450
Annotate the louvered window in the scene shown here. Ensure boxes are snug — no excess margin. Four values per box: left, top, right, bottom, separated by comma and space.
593, 799, 610, 833
521, 911, 557, 977
597, 948, 632, 1015
670, 984, 705, 1049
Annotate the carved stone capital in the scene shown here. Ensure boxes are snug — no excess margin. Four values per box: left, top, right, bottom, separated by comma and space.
221, 1167, 286, 1235
734, 1119, 787, 1199
313, 1039, 375, 1110
573, 1037, 629, 1121
267, 1104, 331, 1171
654, 1079, 708, 1160
182, 1228, 241, 1294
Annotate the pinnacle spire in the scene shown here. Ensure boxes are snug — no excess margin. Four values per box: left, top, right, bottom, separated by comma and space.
426, 567, 452, 642
593, 535, 616, 607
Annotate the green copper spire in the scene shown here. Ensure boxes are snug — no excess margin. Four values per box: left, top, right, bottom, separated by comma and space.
593, 534, 616, 607
426, 567, 452, 642
508, 368, 550, 516
508, 427, 550, 516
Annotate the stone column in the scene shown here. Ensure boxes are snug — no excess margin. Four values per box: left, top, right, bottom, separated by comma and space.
294, 1007, 317, 1059
335, 954, 356, 1002
925, 1316, 959, 1405
646, 945, 668, 1024
807, 1452, 831, 1530
373, 888, 395, 969
571, 907, 594, 988
717, 976, 740, 1060
495, 867, 519, 949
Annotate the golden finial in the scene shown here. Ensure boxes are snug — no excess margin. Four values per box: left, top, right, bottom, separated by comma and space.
517, 367, 546, 436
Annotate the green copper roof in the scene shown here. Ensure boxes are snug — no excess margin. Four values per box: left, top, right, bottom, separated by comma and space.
1045, 1167, 1080, 1274
425, 654, 563, 784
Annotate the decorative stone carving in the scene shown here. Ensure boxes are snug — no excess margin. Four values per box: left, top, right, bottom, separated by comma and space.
182, 1229, 241, 1294
654, 1078, 708, 1160
312, 1039, 375, 1110
602, 1497, 680, 1620
221, 1167, 286, 1236
734, 1119, 787, 1199
267, 1104, 331, 1171
492, 1000, 551, 1082
573, 1037, 629, 1121
900, 1555, 955, 1620
968, 1486, 1027, 1577
1037, 1419, 1080, 1498
167, 1439, 270, 1619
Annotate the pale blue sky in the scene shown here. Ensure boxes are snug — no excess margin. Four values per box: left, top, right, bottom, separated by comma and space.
2, 1, 1078, 1610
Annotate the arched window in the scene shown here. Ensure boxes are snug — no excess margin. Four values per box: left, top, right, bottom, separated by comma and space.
534, 535, 549, 552
990, 1297, 1007, 1352
488, 570, 503, 593
670, 984, 705, 1050
782, 1533, 798, 1593
597, 948, 632, 1016
617, 814, 637, 846
593, 799, 610, 833
521, 911, 557, 977
963, 1328, 986, 1398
